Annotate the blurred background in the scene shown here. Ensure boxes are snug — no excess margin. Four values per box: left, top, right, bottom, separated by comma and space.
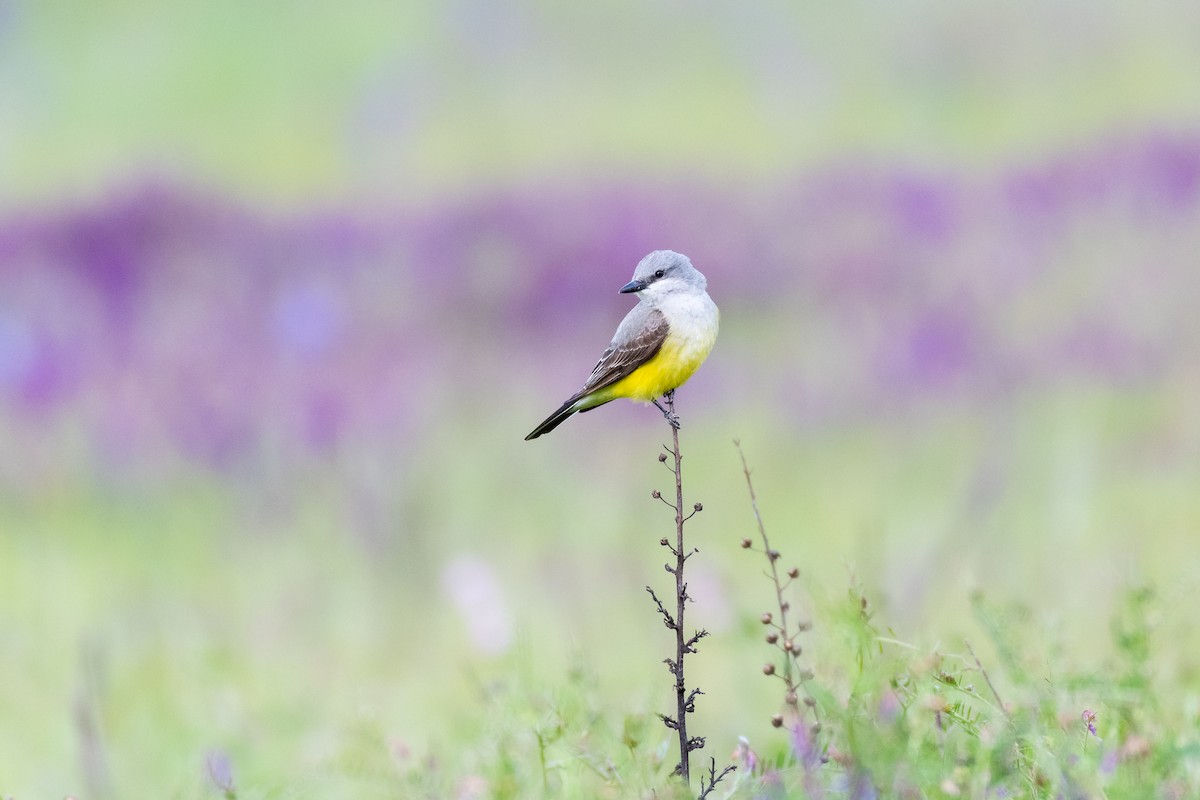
2, 0, 1199, 795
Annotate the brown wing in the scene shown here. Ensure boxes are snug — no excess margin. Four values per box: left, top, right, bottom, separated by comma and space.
576, 307, 669, 397
524, 307, 669, 439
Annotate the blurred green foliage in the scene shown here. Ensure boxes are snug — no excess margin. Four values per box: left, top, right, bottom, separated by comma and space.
3, 389, 1199, 795
3, 0, 1200, 203
3, 0, 1200, 796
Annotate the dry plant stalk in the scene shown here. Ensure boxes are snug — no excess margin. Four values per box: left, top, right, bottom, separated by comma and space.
735, 440, 822, 739
645, 390, 735, 794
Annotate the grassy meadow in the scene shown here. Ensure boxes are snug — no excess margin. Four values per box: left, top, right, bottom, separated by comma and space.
2, 1, 1200, 797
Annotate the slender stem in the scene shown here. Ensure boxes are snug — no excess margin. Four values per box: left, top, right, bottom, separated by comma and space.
644, 395, 734, 795
737, 446, 792, 686
736, 440, 822, 732
667, 393, 690, 784
965, 639, 1011, 722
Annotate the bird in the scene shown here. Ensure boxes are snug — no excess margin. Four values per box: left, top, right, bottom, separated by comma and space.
525, 250, 719, 440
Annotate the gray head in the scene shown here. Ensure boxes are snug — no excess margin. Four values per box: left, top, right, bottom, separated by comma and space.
618, 250, 707, 302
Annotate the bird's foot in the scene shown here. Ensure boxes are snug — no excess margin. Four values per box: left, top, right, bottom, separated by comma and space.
653, 396, 681, 430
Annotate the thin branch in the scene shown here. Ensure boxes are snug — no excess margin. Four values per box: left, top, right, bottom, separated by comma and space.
735, 440, 823, 732
965, 639, 1011, 722
697, 757, 738, 800
646, 587, 677, 630
684, 629, 710, 651
666, 391, 692, 784
643, 394, 735, 795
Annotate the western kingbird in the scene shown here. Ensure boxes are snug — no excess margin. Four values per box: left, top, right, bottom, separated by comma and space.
525, 250, 719, 440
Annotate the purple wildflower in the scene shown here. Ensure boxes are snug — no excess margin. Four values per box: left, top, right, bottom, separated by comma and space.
790, 721, 823, 771
204, 748, 235, 795
733, 736, 759, 774
1082, 708, 1098, 738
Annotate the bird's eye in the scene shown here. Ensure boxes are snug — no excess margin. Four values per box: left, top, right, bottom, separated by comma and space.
654, 269, 665, 279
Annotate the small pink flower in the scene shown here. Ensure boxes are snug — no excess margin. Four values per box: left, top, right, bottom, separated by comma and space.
204, 748, 235, 794
441, 556, 513, 655
732, 736, 758, 773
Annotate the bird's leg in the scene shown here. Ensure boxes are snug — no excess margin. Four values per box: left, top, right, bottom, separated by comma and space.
654, 390, 681, 430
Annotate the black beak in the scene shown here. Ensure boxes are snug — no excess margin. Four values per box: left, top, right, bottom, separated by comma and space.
619, 279, 648, 294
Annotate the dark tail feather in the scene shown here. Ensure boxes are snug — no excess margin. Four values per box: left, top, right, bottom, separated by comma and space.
525, 395, 618, 440
525, 399, 578, 440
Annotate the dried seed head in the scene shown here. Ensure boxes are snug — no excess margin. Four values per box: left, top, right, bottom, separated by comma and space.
760, 613, 772, 625
660, 538, 670, 546
788, 567, 799, 579
651, 490, 661, 499
765, 632, 778, 644
762, 663, 775, 676
740, 538, 752, 549
771, 714, 784, 728
658, 453, 668, 462
693, 502, 703, 512
780, 601, 790, 612
803, 696, 817, 708
783, 639, 796, 653
796, 621, 812, 632
785, 691, 798, 706
767, 549, 780, 561
799, 668, 815, 681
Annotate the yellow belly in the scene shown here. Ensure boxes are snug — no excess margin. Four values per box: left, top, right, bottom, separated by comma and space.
586, 333, 714, 406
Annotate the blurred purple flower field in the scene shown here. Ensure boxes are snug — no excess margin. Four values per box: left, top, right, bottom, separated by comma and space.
1, 131, 1197, 476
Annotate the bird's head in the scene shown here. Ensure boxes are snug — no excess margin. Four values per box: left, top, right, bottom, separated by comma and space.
618, 250, 707, 303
